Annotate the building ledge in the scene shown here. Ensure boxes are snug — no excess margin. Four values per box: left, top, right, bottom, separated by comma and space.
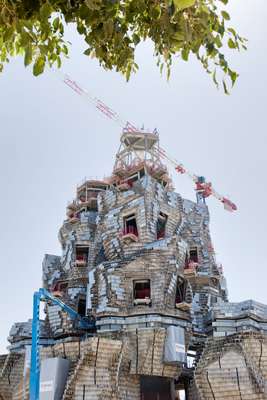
175, 302, 191, 311
133, 298, 151, 306
121, 233, 139, 242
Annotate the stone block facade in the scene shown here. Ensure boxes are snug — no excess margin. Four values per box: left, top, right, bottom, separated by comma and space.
1, 130, 266, 400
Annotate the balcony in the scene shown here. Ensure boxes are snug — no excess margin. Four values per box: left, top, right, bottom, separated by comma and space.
133, 282, 151, 306
134, 289, 151, 306
51, 281, 68, 297
117, 181, 132, 191
175, 302, 191, 311
184, 261, 198, 277
134, 298, 151, 305
156, 229, 165, 240
75, 255, 87, 267
121, 225, 139, 242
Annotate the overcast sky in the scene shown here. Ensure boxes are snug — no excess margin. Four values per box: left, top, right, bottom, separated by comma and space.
0, 0, 266, 353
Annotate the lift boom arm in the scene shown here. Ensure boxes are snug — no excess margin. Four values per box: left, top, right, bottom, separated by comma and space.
29, 288, 93, 400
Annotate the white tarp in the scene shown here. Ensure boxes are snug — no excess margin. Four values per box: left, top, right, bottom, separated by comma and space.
164, 326, 186, 364
40, 357, 69, 400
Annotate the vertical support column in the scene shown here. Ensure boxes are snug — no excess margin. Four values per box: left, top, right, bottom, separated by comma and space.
29, 291, 41, 400
196, 191, 206, 204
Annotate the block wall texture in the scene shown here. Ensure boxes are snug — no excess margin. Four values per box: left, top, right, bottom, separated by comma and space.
1, 132, 266, 400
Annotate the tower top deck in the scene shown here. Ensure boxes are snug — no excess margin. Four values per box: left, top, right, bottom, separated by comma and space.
120, 130, 159, 151
112, 129, 171, 188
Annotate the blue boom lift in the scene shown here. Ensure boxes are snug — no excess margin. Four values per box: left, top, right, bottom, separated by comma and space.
29, 288, 94, 400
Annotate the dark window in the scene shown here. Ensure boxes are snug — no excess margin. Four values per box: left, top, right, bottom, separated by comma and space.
189, 247, 198, 263
75, 246, 89, 265
126, 173, 139, 186
58, 282, 68, 291
127, 169, 145, 185
79, 192, 86, 202
184, 253, 189, 269
77, 298, 86, 316
140, 376, 172, 400
133, 280, 151, 305
123, 214, 138, 236
175, 277, 187, 304
210, 296, 217, 305
157, 212, 167, 239
139, 168, 145, 178
52, 281, 68, 292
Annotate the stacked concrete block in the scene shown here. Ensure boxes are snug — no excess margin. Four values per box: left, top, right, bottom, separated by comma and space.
2, 130, 267, 400
191, 332, 267, 400
210, 300, 267, 337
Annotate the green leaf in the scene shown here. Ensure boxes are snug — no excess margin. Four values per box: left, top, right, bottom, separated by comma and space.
40, 3, 53, 20
228, 38, 235, 49
77, 24, 86, 35
221, 10, 230, 20
56, 56, 61, 68
79, 4, 91, 20
0, 47, 7, 62
62, 45, 68, 55
228, 28, 237, 37
132, 33, 140, 45
229, 69, 238, 86
167, 66, 171, 80
214, 35, 223, 48
3, 27, 14, 43
33, 56, 45, 76
24, 46, 32, 67
53, 17, 60, 31
222, 79, 229, 95
151, 5, 161, 19
173, 0, 195, 12
84, 48, 91, 56
181, 48, 189, 61
125, 65, 131, 81
212, 69, 218, 87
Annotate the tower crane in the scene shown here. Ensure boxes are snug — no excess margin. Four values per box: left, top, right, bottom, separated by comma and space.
156, 147, 237, 212
60, 73, 237, 212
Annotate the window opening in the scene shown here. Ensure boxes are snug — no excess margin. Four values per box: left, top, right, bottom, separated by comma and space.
79, 192, 86, 202
175, 277, 191, 311
184, 253, 189, 269
52, 281, 68, 296
175, 277, 187, 305
210, 295, 217, 305
157, 212, 167, 240
75, 246, 89, 266
123, 214, 138, 237
58, 282, 68, 291
126, 173, 139, 186
140, 376, 172, 400
52, 281, 68, 291
133, 280, 151, 305
187, 350, 196, 368
77, 298, 86, 316
189, 247, 198, 263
